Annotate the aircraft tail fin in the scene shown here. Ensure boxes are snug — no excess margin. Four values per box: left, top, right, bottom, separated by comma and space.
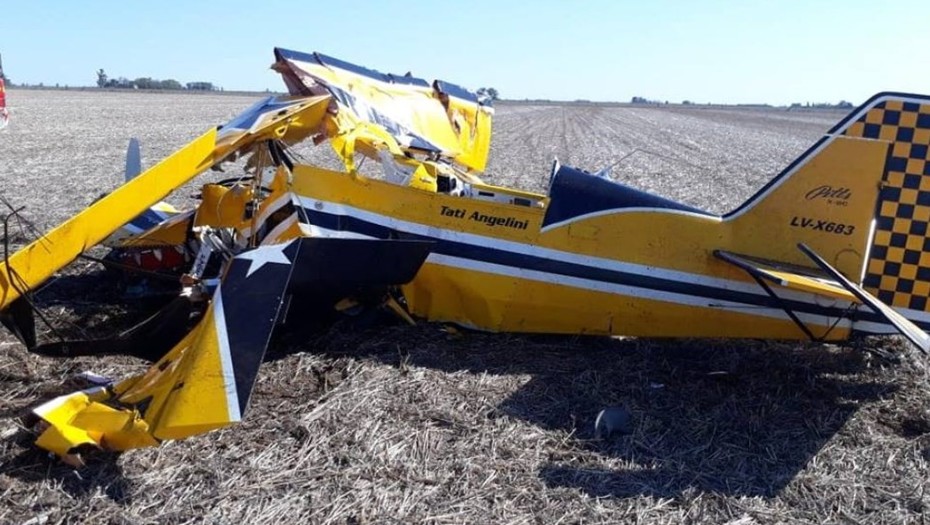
728, 93, 930, 320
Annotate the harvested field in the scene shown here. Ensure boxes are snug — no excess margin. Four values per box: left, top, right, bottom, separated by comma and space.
1, 89, 930, 524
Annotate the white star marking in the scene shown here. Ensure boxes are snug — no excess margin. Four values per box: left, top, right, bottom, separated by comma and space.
236, 242, 292, 278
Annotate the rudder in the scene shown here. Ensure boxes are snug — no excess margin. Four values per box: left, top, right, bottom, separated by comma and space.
840, 95, 930, 315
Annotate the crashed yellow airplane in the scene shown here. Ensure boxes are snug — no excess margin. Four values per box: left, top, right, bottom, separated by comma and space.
2, 48, 930, 463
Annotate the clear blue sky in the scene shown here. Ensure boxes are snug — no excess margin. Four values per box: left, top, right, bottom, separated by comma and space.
3, 1, 928, 105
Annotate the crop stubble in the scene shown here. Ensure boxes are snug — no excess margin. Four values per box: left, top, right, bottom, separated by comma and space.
0, 90, 928, 524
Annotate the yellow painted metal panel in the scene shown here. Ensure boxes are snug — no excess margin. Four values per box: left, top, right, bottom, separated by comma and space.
404, 261, 848, 340
153, 300, 238, 440
291, 164, 546, 245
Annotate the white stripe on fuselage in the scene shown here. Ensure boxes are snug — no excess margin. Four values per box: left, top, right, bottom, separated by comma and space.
428, 253, 848, 329
299, 197, 767, 296
298, 198, 858, 331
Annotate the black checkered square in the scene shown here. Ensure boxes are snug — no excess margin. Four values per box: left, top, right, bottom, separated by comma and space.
846, 99, 930, 310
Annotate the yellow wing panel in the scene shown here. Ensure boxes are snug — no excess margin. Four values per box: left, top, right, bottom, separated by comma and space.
0, 129, 217, 310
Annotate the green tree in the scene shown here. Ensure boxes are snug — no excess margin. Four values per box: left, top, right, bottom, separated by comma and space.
476, 87, 499, 102
159, 79, 183, 90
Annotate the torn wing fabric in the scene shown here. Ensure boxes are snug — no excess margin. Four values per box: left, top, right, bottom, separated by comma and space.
434, 80, 494, 173
31, 240, 299, 457
272, 48, 493, 172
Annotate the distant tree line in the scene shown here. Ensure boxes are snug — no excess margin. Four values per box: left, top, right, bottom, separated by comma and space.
632, 96, 684, 105
631, 97, 704, 105
96, 69, 218, 91
790, 101, 854, 109
631, 95, 855, 109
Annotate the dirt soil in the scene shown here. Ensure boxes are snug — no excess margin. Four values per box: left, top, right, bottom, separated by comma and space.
1, 89, 929, 524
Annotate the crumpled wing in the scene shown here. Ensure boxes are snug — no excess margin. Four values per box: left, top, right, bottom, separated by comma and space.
213, 94, 331, 165
1, 96, 329, 316
273, 48, 493, 172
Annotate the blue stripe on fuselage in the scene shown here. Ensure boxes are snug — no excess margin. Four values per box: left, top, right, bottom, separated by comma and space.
300, 206, 884, 325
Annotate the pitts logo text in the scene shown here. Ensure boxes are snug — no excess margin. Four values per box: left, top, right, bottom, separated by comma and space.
805, 185, 852, 201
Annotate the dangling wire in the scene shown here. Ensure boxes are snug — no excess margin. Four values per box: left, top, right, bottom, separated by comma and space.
0, 198, 71, 344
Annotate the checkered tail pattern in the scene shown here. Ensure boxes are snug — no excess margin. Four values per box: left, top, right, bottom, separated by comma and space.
844, 98, 930, 311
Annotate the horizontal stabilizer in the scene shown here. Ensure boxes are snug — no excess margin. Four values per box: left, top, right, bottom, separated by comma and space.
714, 250, 855, 302
30, 239, 300, 459
798, 243, 930, 354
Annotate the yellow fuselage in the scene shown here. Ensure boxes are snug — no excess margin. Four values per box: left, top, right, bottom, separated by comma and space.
290, 134, 886, 341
